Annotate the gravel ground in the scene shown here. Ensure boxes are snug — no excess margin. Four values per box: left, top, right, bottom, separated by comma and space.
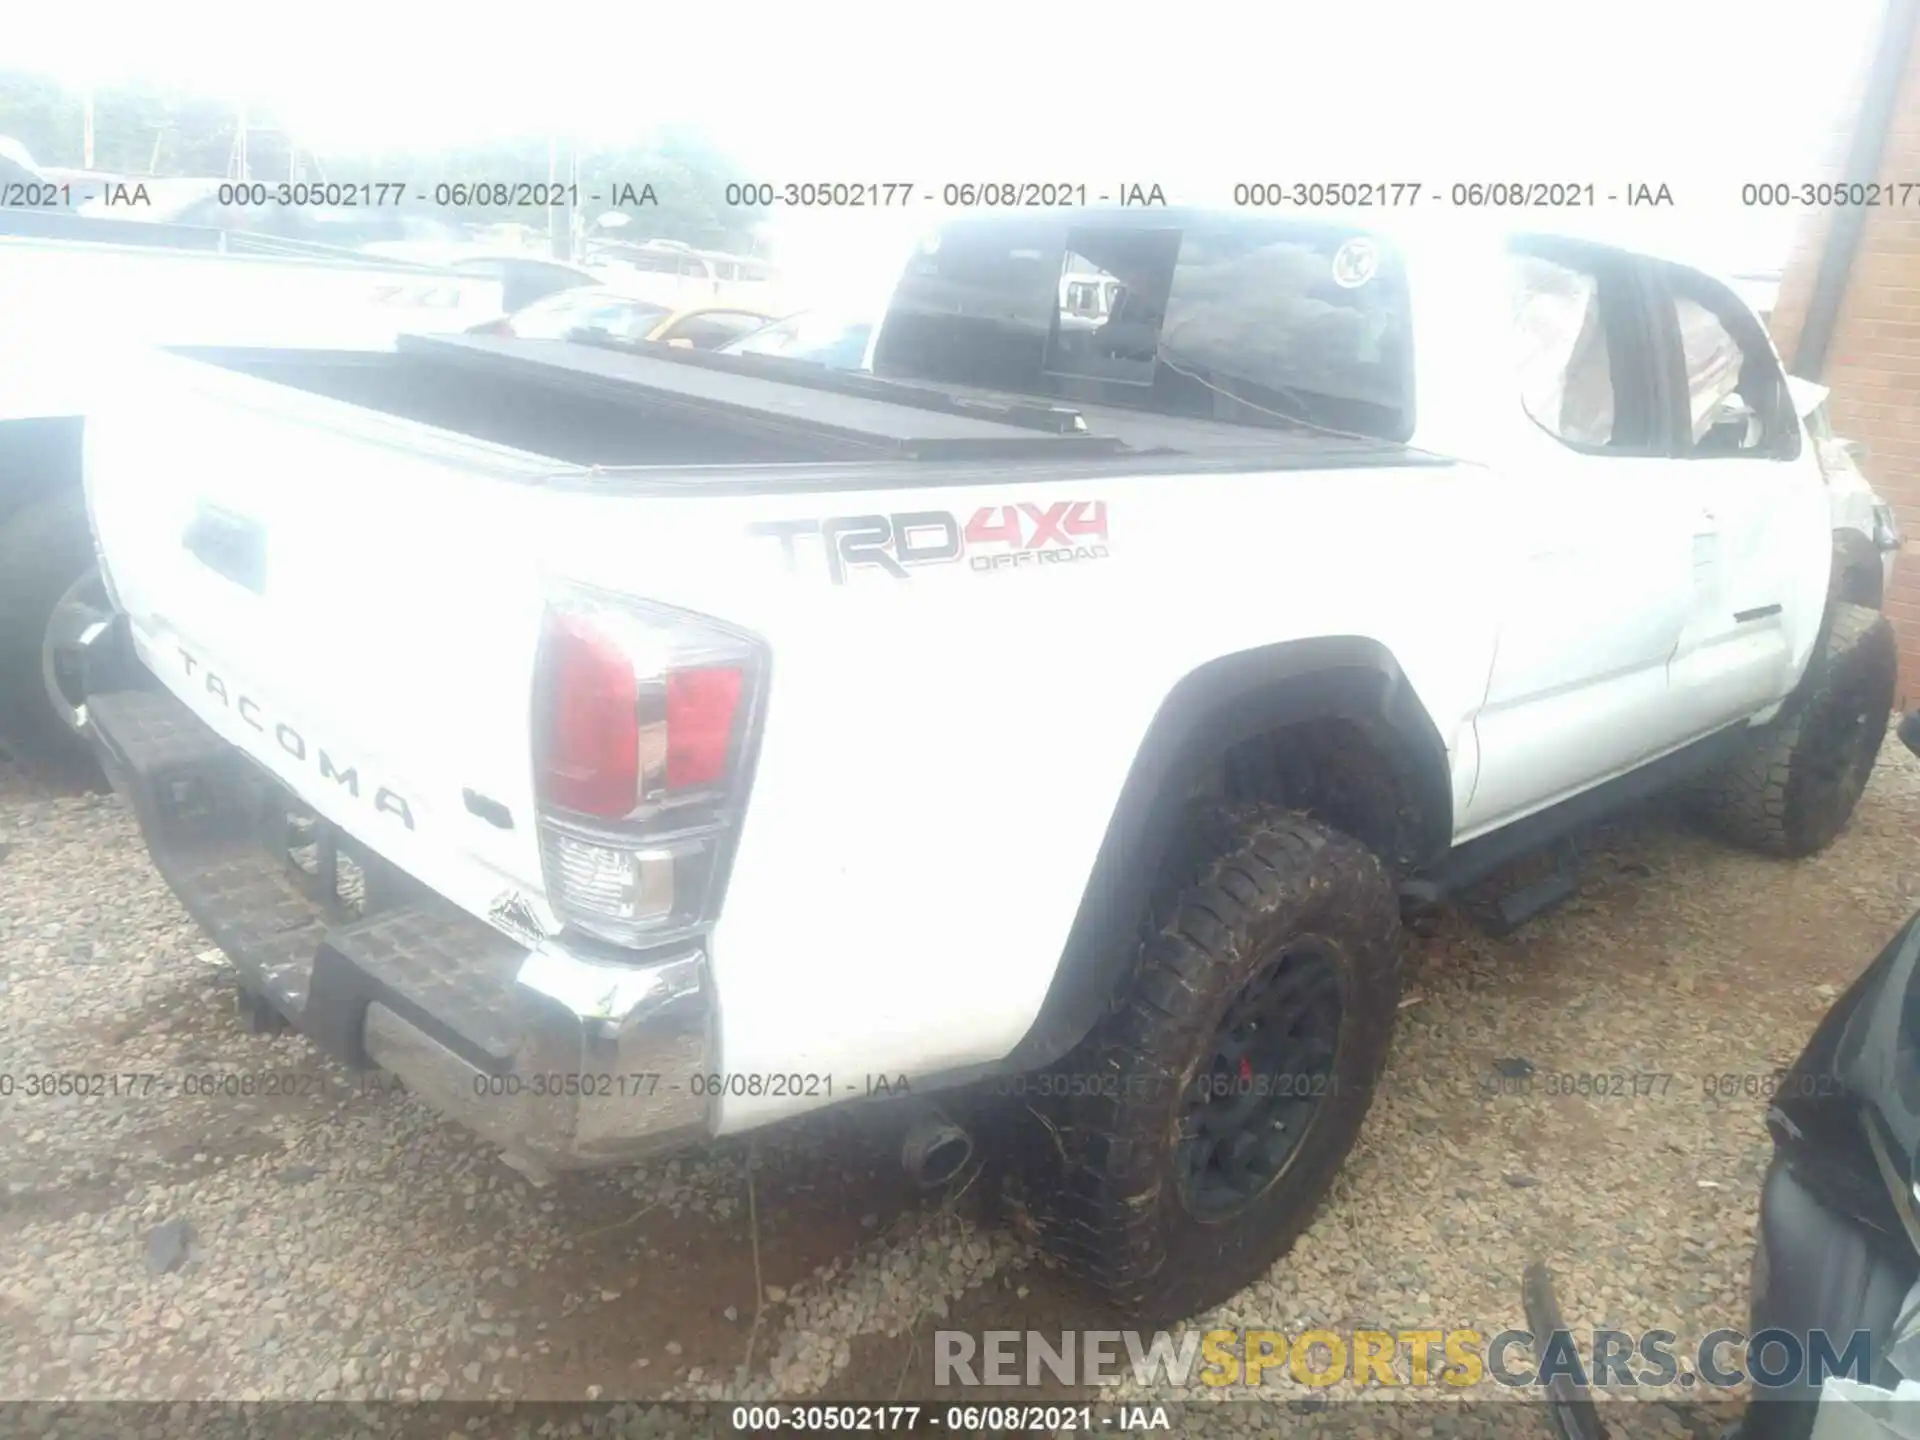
4, 733, 1919, 1437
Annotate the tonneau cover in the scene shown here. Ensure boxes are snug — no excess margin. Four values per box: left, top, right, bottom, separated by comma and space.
400, 332, 1128, 461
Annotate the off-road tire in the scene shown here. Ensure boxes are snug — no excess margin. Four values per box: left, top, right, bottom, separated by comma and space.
1005, 804, 1402, 1325
0, 492, 99, 781
1688, 602, 1896, 858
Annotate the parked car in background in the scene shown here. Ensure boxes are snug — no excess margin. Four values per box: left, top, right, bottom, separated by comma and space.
582, 237, 784, 311
717, 307, 879, 370
468, 285, 775, 349
435, 254, 601, 313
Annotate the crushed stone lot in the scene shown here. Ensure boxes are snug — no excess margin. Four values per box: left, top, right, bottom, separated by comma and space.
4, 735, 1919, 1437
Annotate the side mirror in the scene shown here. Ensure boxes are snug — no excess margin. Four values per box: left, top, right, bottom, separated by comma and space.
1844, 438, 1871, 465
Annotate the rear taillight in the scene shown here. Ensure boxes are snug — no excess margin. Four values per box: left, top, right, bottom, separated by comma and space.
532, 584, 766, 950
538, 614, 639, 818
664, 668, 745, 790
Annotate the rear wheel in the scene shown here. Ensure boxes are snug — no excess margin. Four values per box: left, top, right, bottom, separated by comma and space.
0, 493, 105, 782
1005, 805, 1402, 1325
1687, 602, 1896, 858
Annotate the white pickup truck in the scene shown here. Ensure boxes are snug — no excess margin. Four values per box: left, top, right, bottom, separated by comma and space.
74, 207, 1898, 1325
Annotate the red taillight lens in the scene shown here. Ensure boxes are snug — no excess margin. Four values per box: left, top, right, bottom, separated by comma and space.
535, 595, 762, 822
533, 586, 765, 948
537, 614, 638, 818
665, 667, 744, 790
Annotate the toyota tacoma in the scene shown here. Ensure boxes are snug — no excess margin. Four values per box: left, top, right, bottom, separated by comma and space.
70, 207, 1897, 1325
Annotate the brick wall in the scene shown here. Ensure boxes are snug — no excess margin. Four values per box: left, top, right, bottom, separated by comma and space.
1774, 10, 1920, 702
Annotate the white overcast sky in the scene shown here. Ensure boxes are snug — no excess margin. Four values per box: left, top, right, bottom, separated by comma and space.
5, 0, 1889, 280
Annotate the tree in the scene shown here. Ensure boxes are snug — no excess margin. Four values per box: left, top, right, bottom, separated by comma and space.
0, 71, 82, 168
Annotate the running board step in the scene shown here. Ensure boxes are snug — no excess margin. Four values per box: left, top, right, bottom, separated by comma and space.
1401, 724, 1749, 913
1482, 836, 1582, 937
308, 905, 528, 1073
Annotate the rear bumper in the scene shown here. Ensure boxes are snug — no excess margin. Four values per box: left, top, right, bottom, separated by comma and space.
82, 634, 714, 1172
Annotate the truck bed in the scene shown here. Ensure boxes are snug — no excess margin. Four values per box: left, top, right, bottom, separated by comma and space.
177, 338, 1131, 468
177, 333, 1436, 474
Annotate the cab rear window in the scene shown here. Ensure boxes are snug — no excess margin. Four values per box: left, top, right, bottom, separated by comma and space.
873, 213, 1414, 442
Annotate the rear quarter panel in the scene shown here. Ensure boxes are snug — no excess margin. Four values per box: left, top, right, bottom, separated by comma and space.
626, 458, 1508, 1131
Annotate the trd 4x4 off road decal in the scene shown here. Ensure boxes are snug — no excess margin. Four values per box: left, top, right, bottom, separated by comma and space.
750, 500, 1110, 584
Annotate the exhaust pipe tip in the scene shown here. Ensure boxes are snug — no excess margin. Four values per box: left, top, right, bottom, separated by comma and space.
902, 1117, 973, 1190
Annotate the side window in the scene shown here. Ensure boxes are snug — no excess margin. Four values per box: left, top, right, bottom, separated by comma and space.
1507, 248, 1657, 453
1661, 268, 1798, 460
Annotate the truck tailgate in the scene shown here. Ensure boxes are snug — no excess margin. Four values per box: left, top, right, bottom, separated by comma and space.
84, 352, 568, 936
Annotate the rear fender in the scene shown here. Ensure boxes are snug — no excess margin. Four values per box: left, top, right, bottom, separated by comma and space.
1000, 636, 1451, 1072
